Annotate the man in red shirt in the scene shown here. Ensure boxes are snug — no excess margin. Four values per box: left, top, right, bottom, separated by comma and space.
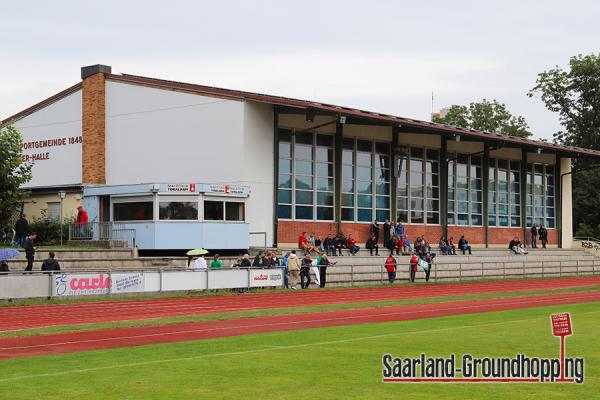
409, 253, 419, 283
385, 254, 397, 283
76, 205, 89, 224
346, 234, 359, 256
298, 232, 321, 255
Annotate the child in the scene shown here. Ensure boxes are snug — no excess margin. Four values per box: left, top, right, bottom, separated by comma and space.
409, 253, 419, 283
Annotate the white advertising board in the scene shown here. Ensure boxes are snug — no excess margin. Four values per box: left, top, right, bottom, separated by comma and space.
249, 269, 284, 288
53, 272, 144, 297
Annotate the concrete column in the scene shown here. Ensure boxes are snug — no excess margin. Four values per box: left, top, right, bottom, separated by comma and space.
560, 157, 573, 248
334, 122, 343, 234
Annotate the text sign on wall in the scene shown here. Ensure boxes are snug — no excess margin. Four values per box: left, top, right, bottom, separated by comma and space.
166, 183, 196, 192
551, 313, 573, 337
53, 272, 144, 297
249, 269, 283, 288
207, 184, 249, 195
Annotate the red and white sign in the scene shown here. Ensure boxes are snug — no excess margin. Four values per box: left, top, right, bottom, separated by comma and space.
209, 183, 246, 195
551, 313, 573, 337
53, 272, 144, 296
167, 183, 196, 192
249, 269, 284, 287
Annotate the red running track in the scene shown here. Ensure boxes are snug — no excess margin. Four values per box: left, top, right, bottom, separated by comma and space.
2, 276, 600, 332
1, 291, 599, 360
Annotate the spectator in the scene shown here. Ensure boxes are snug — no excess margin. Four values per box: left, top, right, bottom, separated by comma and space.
210, 254, 223, 269
403, 237, 411, 256
323, 235, 335, 256
300, 253, 312, 289
346, 234, 360, 256
281, 251, 291, 288
395, 221, 405, 239
421, 253, 433, 282
240, 254, 252, 267
446, 237, 456, 255
231, 257, 242, 268
314, 235, 324, 253
332, 235, 343, 256
270, 251, 281, 267
253, 250, 268, 267
316, 254, 335, 288
366, 235, 379, 256
41, 251, 61, 273
395, 237, 404, 256
444, 238, 456, 256
383, 219, 392, 251
457, 236, 472, 255
298, 232, 321, 255
76, 205, 89, 224
385, 253, 397, 283
409, 253, 419, 283
311, 257, 321, 287
439, 237, 450, 255
531, 224, 538, 249
14, 214, 28, 247
509, 237, 528, 255
23, 232, 37, 273
539, 225, 548, 249
194, 255, 207, 269
0, 260, 9, 275
371, 220, 380, 242
336, 232, 347, 249
307, 232, 316, 247
286, 251, 300, 290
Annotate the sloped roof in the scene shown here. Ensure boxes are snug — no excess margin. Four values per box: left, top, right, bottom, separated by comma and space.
4, 71, 600, 159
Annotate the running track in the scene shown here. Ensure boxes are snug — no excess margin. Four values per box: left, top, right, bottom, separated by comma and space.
1, 291, 599, 359
2, 276, 600, 332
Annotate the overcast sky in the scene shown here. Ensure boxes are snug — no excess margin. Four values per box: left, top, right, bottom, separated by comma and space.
1, 0, 598, 141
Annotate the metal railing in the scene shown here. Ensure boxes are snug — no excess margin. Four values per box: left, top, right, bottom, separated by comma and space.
68, 222, 136, 248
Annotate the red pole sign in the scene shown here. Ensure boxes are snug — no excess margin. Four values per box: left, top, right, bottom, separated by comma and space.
551, 313, 572, 381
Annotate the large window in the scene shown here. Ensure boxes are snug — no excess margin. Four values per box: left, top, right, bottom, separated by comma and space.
448, 153, 482, 226
113, 202, 154, 221
488, 159, 521, 227
159, 202, 198, 220
205, 200, 245, 221
396, 146, 439, 224
277, 129, 334, 221
341, 138, 390, 222
526, 163, 555, 228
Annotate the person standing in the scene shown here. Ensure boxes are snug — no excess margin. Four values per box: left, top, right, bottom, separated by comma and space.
14, 214, 29, 247
240, 254, 252, 267
531, 224, 538, 248
194, 255, 208, 269
385, 253, 397, 283
395, 221, 405, 239
281, 251, 291, 288
317, 254, 335, 288
253, 250, 268, 267
371, 220, 380, 242
286, 251, 300, 290
383, 219, 392, 251
41, 251, 61, 273
409, 253, 419, 283
300, 253, 312, 289
23, 232, 37, 273
210, 254, 223, 269
76, 205, 89, 224
539, 225, 548, 249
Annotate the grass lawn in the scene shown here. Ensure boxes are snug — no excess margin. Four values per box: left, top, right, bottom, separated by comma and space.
0, 302, 598, 399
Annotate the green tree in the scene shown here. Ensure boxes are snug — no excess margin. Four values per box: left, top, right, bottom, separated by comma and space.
432, 99, 532, 137
0, 122, 32, 228
528, 54, 600, 237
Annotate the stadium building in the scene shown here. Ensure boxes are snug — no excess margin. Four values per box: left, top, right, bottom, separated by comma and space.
4, 64, 600, 250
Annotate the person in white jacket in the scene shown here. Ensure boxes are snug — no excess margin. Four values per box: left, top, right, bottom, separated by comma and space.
193, 256, 208, 269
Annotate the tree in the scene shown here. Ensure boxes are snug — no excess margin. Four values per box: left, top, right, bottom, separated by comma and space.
528, 54, 600, 237
0, 122, 32, 228
432, 99, 532, 138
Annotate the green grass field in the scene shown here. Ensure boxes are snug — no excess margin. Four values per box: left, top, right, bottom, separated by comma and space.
1, 302, 598, 399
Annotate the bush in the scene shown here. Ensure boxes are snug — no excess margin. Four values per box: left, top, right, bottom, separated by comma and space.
28, 210, 74, 245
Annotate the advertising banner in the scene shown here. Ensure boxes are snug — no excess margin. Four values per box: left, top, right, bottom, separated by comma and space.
53, 272, 144, 297
249, 268, 284, 288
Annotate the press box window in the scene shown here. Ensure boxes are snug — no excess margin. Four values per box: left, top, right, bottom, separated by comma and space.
159, 202, 198, 220
113, 202, 154, 221
204, 200, 245, 221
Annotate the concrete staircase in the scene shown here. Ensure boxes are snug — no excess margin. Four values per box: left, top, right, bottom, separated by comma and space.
6, 249, 187, 271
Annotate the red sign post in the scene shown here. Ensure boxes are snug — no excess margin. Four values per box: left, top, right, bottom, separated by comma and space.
551, 313, 573, 381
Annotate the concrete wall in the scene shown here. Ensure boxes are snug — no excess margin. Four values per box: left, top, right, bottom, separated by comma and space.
22, 192, 82, 221
561, 157, 573, 248
104, 80, 245, 184
15, 90, 83, 188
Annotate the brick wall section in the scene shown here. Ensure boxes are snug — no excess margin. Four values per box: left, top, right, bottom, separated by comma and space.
278, 221, 560, 247
82, 72, 106, 184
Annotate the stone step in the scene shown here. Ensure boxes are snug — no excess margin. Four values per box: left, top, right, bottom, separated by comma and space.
13, 249, 136, 260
